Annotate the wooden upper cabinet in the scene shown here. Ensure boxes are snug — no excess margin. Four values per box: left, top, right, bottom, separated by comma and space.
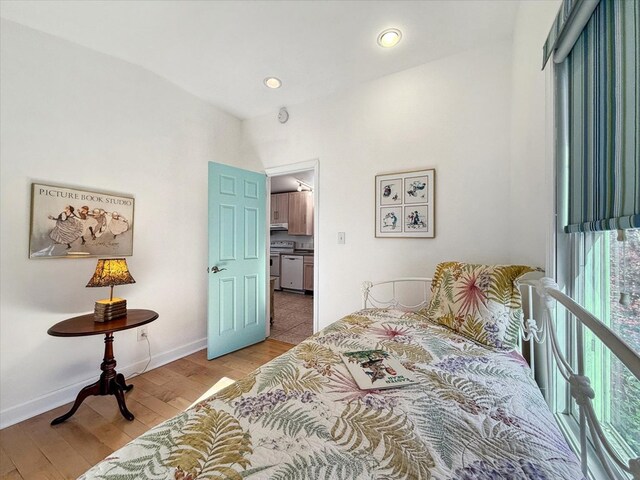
270, 193, 289, 224
288, 191, 313, 235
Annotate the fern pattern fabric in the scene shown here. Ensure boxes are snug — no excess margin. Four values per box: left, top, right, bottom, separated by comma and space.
81, 308, 583, 480
419, 262, 537, 350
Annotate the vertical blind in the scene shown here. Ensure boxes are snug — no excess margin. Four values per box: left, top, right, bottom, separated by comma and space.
545, 0, 639, 233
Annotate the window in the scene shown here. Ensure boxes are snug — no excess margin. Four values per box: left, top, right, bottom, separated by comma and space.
571, 230, 640, 463
546, 1, 639, 476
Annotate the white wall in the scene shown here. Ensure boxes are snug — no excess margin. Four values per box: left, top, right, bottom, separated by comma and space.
508, 0, 560, 267
0, 20, 251, 427
242, 41, 515, 329
1, 5, 561, 427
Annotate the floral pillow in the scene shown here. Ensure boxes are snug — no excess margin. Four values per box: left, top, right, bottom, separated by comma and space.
418, 262, 537, 350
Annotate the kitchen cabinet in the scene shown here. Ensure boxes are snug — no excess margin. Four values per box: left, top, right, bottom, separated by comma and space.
280, 255, 303, 290
270, 277, 276, 325
288, 191, 313, 235
270, 193, 289, 224
270, 254, 281, 290
303, 256, 314, 291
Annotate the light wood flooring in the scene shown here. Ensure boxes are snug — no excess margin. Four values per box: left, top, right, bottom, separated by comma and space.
0, 339, 293, 480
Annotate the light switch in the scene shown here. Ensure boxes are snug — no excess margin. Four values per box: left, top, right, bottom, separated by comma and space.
338, 232, 345, 244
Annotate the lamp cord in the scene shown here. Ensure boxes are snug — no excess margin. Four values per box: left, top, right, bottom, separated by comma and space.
131, 335, 152, 377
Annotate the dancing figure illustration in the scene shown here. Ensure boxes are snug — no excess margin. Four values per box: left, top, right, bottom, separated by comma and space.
48, 205, 83, 249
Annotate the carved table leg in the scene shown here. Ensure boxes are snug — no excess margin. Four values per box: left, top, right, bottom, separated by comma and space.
114, 373, 133, 392
113, 387, 135, 421
50, 381, 100, 425
51, 332, 135, 425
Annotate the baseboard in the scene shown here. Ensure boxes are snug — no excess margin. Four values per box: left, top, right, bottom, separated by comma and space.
0, 337, 207, 430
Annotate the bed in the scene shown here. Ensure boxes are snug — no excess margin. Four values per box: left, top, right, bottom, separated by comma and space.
80, 262, 633, 480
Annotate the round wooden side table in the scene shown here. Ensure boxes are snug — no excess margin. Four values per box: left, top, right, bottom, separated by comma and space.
47, 309, 159, 425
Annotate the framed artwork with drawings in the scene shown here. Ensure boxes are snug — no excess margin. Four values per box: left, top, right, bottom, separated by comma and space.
375, 169, 435, 238
29, 183, 135, 259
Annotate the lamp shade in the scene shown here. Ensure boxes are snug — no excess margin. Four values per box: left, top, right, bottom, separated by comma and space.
86, 258, 136, 288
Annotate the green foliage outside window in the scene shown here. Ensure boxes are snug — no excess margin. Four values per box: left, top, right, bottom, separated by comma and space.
582, 229, 639, 460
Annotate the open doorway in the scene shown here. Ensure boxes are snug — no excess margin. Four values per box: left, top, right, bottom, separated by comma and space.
266, 160, 318, 345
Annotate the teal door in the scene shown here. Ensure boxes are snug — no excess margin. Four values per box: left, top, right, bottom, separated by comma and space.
208, 162, 266, 359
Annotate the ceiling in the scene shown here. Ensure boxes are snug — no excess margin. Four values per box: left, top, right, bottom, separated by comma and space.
0, 0, 520, 119
271, 171, 314, 194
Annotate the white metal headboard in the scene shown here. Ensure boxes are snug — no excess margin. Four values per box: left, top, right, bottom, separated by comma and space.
518, 277, 640, 480
361, 272, 542, 312
361, 277, 432, 311
362, 276, 640, 479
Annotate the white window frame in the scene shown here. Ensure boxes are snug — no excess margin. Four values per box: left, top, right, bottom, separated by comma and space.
547, 54, 638, 480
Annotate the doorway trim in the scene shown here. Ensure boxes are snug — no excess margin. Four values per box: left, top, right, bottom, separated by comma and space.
265, 159, 319, 336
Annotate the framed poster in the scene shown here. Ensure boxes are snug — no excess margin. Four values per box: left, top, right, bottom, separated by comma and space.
375, 169, 435, 238
29, 183, 135, 258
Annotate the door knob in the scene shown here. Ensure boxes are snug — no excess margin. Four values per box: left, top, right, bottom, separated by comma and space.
208, 266, 227, 274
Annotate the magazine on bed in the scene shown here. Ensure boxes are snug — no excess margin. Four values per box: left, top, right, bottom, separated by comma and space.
341, 349, 416, 390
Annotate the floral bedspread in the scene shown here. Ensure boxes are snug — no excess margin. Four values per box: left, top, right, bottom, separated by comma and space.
81, 309, 583, 480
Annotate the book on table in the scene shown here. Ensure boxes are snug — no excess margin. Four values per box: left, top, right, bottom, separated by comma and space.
340, 349, 416, 390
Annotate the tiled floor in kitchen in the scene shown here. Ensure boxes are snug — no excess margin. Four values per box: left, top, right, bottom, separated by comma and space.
269, 290, 314, 345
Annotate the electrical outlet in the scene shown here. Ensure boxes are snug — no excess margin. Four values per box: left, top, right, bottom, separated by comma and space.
137, 326, 148, 342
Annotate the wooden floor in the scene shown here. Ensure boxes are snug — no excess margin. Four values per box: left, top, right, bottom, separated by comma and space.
0, 339, 293, 480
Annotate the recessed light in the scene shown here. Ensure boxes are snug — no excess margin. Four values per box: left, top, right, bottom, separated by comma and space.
377, 28, 402, 48
264, 77, 282, 89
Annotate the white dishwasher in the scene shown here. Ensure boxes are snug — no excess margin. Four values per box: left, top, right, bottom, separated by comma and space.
280, 255, 304, 291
